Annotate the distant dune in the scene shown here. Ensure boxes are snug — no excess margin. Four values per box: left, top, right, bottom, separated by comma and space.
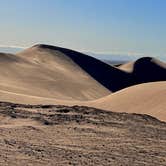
118, 57, 166, 83
23, 45, 132, 92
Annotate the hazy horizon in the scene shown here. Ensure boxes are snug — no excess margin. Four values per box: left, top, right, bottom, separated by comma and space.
0, 45, 165, 62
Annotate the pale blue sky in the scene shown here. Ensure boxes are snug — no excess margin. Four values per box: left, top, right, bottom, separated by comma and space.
0, 0, 166, 58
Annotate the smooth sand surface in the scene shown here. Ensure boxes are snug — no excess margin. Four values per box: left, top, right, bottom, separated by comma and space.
0, 46, 110, 101
90, 81, 166, 121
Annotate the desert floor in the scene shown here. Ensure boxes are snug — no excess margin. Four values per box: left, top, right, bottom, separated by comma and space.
0, 102, 165, 166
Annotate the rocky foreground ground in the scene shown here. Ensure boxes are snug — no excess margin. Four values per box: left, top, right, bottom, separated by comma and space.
0, 102, 165, 166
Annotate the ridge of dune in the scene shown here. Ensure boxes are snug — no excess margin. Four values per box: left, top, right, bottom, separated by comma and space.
89, 81, 166, 121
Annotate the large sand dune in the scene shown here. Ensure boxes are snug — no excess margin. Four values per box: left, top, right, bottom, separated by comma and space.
0, 45, 111, 101
18, 44, 134, 92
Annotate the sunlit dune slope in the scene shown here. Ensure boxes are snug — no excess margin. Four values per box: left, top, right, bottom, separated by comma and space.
0, 45, 110, 101
89, 81, 166, 121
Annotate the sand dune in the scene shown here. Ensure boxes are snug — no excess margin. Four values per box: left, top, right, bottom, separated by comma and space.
119, 57, 166, 71
18, 44, 134, 92
90, 81, 166, 121
0, 45, 110, 101
16, 45, 166, 92
119, 57, 166, 82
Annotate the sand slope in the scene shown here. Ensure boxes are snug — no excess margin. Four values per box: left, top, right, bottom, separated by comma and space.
0, 45, 110, 101
90, 81, 166, 121
0, 81, 165, 121
18, 45, 134, 92
0, 44, 166, 103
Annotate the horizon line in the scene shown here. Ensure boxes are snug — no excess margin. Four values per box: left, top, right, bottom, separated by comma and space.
0, 44, 165, 57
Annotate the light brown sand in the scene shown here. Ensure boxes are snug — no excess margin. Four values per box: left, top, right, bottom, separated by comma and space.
89, 81, 166, 121
0, 47, 109, 101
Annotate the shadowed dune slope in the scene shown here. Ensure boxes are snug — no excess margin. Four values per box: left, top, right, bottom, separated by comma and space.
89, 81, 166, 121
119, 57, 166, 83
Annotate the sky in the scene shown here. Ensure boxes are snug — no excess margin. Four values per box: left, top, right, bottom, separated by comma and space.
0, 0, 166, 59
